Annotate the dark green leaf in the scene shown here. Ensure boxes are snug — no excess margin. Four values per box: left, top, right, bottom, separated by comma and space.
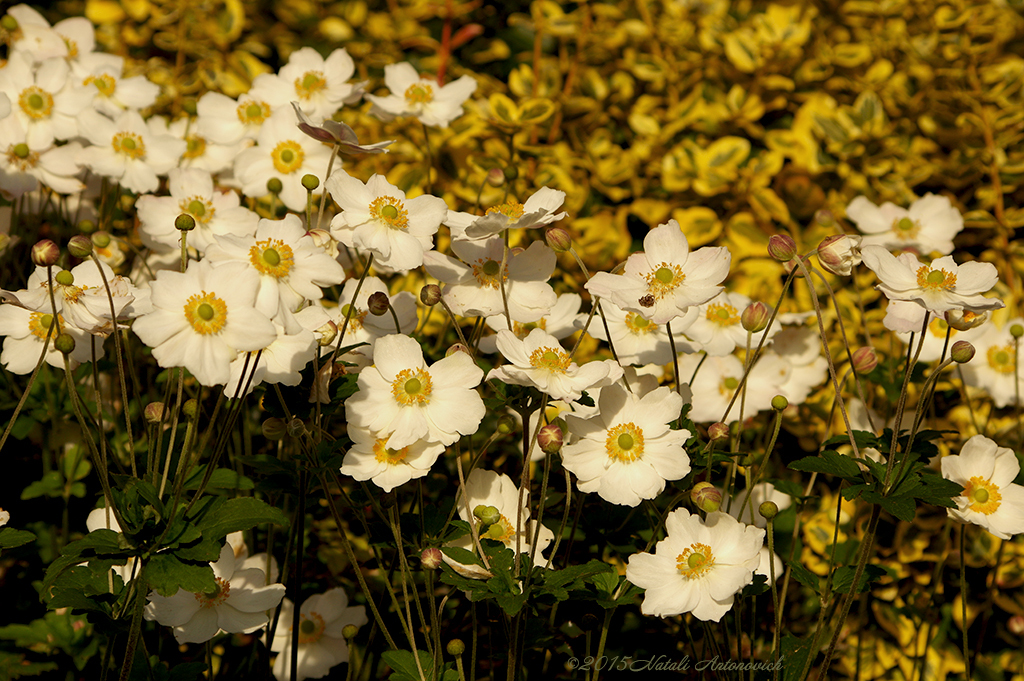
832, 564, 887, 594
192, 496, 288, 541
146, 554, 216, 597
0, 527, 36, 550
781, 635, 813, 681
382, 649, 435, 681
789, 450, 862, 481
784, 558, 820, 595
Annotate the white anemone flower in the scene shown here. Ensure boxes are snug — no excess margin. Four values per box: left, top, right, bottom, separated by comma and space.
0, 113, 83, 198
4, 5, 69, 61
154, 115, 239, 175
446, 187, 567, 240
271, 589, 368, 681
0, 52, 91, 148
959, 318, 1024, 408
249, 47, 364, 119
626, 508, 764, 621
479, 292, 581, 354
326, 169, 447, 272
578, 300, 691, 366
586, 220, 731, 325
683, 290, 777, 357
223, 313, 317, 398
77, 54, 159, 117
452, 469, 555, 560
131, 260, 277, 386
941, 435, 1024, 540
846, 193, 963, 256
77, 108, 186, 194
144, 542, 286, 645
0, 306, 96, 373
340, 424, 446, 492
366, 62, 477, 128
678, 352, 783, 423
860, 245, 1003, 316
487, 327, 621, 402
195, 90, 274, 145
562, 384, 692, 507
345, 333, 485, 449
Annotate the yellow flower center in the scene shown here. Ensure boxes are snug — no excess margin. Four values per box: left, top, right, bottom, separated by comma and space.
485, 200, 525, 221
184, 291, 228, 335
404, 83, 435, 105
706, 303, 740, 327
372, 436, 410, 465
18, 86, 54, 120
297, 612, 325, 644
84, 74, 116, 97
194, 577, 231, 608
184, 134, 207, 159
891, 217, 921, 239
179, 196, 215, 224
482, 515, 517, 544
987, 344, 1016, 374
63, 37, 79, 58
511, 319, 546, 339
676, 543, 715, 579
915, 265, 956, 291
271, 140, 305, 174
391, 367, 433, 406
963, 476, 1001, 515
645, 263, 686, 300
624, 312, 655, 334
236, 99, 270, 126
340, 303, 368, 332
529, 346, 571, 373
112, 132, 145, 159
368, 196, 410, 230
605, 422, 645, 463
928, 317, 952, 338
471, 258, 507, 289
249, 239, 295, 279
6, 143, 38, 170
295, 71, 327, 99
28, 312, 61, 339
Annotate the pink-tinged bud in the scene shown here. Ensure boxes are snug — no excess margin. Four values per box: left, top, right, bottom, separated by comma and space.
262, 417, 287, 440
944, 309, 988, 331
446, 343, 471, 357
690, 482, 722, 513
420, 284, 441, 306
31, 239, 59, 267
951, 340, 975, 364
367, 291, 390, 316
420, 547, 443, 570
537, 422, 564, 454
316, 320, 338, 347
67, 235, 93, 258
817, 234, 863, 276
741, 302, 771, 333
486, 167, 505, 187
708, 422, 730, 441
1008, 615, 1024, 635
144, 402, 166, 424
768, 234, 797, 262
759, 501, 779, 521
545, 226, 572, 253
509, 246, 525, 257
852, 346, 878, 374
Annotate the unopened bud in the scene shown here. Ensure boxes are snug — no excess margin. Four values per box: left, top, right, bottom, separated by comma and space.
420, 284, 441, 306
708, 422, 730, 442
814, 209, 836, 228
496, 414, 516, 434
1011, 324, 1024, 339
367, 291, 389, 316
54, 333, 76, 355
91, 231, 111, 249
447, 639, 466, 656
944, 309, 988, 331
266, 177, 283, 195
31, 239, 59, 267
817, 234, 862, 276
183, 398, 198, 418
851, 346, 878, 374
473, 505, 501, 528
420, 547, 442, 570
486, 168, 505, 187
759, 501, 779, 521
741, 302, 771, 333
342, 624, 359, 640
768, 234, 797, 262
175, 214, 196, 232
537, 422, 563, 454
317, 320, 338, 346
67, 235, 93, 258
287, 417, 306, 437
690, 482, 722, 513
1008, 615, 1024, 636
509, 246, 525, 257
301, 174, 320, 191
78, 219, 97, 234
503, 165, 519, 180
951, 340, 975, 364
262, 417, 287, 440
144, 402, 166, 424
55, 269, 74, 286
545, 226, 572, 253
771, 395, 788, 411
446, 343, 470, 357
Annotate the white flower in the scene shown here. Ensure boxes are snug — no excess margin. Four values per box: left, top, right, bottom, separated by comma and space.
860, 245, 1003, 316
725, 482, 792, 529
345, 333, 485, 449
223, 313, 317, 398
678, 352, 781, 423
196, 90, 274, 146
479, 292, 581, 354
453, 469, 555, 559
626, 508, 763, 621
326, 169, 447, 272
488, 327, 621, 402
4, 5, 68, 61
339, 424, 446, 492
145, 542, 286, 644
895, 314, 985, 363
578, 300, 689, 366
77, 108, 186, 194
271, 589, 368, 681
586, 220, 731, 325
250, 47, 363, 119
423, 238, 557, 323
0, 113, 83, 198
846, 193, 963, 256
960, 318, 1024, 409
77, 54, 159, 117
0, 52, 91, 148
562, 384, 691, 507
941, 435, 1024, 540
0, 508, 9, 527
0, 305, 96, 373
682, 291, 777, 357
366, 63, 477, 128
446, 187, 567, 240
754, 325, 829, 406
131, 260, 278, 386
155, 115, 239, 175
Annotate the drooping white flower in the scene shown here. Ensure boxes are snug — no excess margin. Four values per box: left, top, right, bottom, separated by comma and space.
941, 434, 1024, 540
959, 318, 1024, 409
77, 108, 186, 194
131, 260, 277, 386
846, 193, 963, 256
340, 424, 446, 492
452, 469, 555, 560
345, 333, 485, 449
249, 47, 363, 120
626, 508, 763, 621
0, 306, 96, 373
271, 589, 367, 681
586, 220, 731, 325
562, 384, 691, 507
366, 63, 477, 128
326, 169, 447, 272
446, 187, 567, 241
144, 542, 286, 644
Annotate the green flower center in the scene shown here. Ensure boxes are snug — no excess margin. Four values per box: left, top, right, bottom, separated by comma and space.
405, 377, 422, 394
187, 199, 205, 217
617, 433, 634, 450
197, 303, 215, 321
262, 248, 280, 266
926, 270, 946, 285
724, 377, 739, 390
655, 267, 674, 284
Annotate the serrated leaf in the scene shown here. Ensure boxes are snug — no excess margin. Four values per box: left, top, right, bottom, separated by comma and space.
382, 649, 434, 681
0, 527, 36, 550
192, 496, 288, 541
832, 564, 887, 594
789, 451, 862, 481
784, 557, 821, 595
146, 554, 215, 597
182, 466, 254, 491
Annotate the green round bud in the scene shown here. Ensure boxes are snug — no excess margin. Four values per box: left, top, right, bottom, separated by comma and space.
91, 231, 111, 249
771, 395, 788, 411
181, 399, 198, 418
951, 340, 975, 364
144, 402, 166, 424
67, 235, 93, 258
266, 177, 283, 194
342, 624, 359, 640
261, 417, 287, 440
55, 333, 76, 355
503, 165, 519, 180
175, 214, 196, 232
301, 173, 320, 191
496, 414, 516, 434
447, 639, 466, 656
741, 302, 771, 333
759, 501, 779, 521
1011, 324, 1024, 339
420, 284, 441, 306
690, 482, 722, 513
78, 219, 97, 234
545, 226, 572, 253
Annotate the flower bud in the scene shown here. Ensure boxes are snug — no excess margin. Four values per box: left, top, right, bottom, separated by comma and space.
638, 294, 655, 308
759, 501, 779, 521
951, 340, 975, 364
486, 168, 505, 187
420, 284, 441, 306
741, 302, 771, 333
708, 422, 730, 442
78, 219, 97, 234
447, 639, 466, 656
55, 333, 76, 355
420, 547, 442, 570
817, 234, 863, 277
67, 235, 93, 258
262, 417, 288, 440
545, 226, 572, 253
301, 173, 320, 191
342, 624, 359, 640
852, 346, 878, 374
496, 414, 516, 435
446, 343, 471, 357
771, 395, 788, 411
31, 239, 59, 267
144, 402, 166, 424
473, 505, 501, 528
367, 291, 390, 316
690, 482, 722, 513
175, 214, 196, 232
537, 422, 563, 454
768, 234, 797, 262
91, 231, 111, 249
944, 309, 988, 331
814, 209, 836, 228
183, 398, 198, 418
1008, 615, 1024, 636
287, 417, 306, 437
503, 165, 519, 180
316, 320, 338, 347
266, 177, 283, 195
55, 269, 74, 286
509, 246, 525, 257
1011, 324, 1024, 339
